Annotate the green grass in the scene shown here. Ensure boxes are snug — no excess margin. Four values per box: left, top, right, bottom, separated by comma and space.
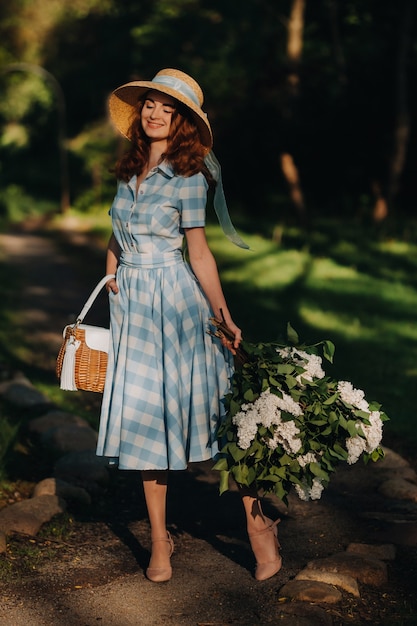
1, 213, 417, 482
206, 219, 417, 451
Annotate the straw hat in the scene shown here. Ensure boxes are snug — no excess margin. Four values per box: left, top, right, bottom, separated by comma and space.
108, 68, 213, 149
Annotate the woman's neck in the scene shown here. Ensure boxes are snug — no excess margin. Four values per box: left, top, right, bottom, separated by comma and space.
148, 141, 167, 169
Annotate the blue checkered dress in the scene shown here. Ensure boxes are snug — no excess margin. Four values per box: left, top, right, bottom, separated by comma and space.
96, 163, 233, 470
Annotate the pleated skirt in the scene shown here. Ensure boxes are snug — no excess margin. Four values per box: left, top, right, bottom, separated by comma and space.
96, 250, 233, 470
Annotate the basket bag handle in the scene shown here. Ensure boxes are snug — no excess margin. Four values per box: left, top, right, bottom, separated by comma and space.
75, 273, 116, 325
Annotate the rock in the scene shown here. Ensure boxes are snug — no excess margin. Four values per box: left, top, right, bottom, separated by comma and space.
0, 370, 30, 394
279, 579, 342, 603
378, 478, 417, 502
330, 447, 414, 493
295, 567, 360, 597
33, 478, 91, 506
0, 374, 50, 408
28, 410, 91, 436
375, 447, 411, 470
346, 542, 396, 561
54, 451, 109, 488
372, 520, 417, 547
306, 552, 388, 586
0, 495, 66, 536
41, 423, 97, 454
276, 602, 334, 626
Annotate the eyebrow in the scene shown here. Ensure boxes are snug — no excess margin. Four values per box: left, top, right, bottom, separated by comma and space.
145, 97, 175, 108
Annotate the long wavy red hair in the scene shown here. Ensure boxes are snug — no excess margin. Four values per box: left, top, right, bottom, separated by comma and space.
114, 98, 214, 187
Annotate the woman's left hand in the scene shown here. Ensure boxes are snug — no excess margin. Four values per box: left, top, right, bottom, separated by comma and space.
220, 320, 242, 355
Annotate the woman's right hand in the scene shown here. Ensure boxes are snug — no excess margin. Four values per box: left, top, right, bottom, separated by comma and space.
106, 277, 119, 294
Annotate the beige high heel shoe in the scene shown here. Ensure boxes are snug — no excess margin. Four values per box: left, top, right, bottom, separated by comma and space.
248, 518, 282, 581
146, 531, 174, 582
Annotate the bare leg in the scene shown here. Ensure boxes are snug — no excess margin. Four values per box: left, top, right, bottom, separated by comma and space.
240, 486, 269, 535
240, 486, 282, 580
141, 470, 173, 577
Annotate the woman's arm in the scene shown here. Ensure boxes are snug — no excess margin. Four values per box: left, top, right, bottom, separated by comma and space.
185, 227, 242, 351
106, 233, 121, 294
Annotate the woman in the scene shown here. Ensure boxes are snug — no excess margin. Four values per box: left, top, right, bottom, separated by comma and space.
96, 68, 282, 582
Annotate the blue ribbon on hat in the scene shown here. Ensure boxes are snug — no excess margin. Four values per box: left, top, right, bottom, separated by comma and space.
204, 151, 249, 249
152, 75, 201, 106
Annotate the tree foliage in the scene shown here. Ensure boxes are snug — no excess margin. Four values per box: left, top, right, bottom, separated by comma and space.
0, 0, 416, 224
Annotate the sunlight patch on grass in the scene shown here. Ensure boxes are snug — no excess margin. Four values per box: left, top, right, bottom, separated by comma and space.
307, 257, 417, 307
207, 225, 310, 289
376, 239, 417, 257
300, 306, 372, 339
221, 249, 309, 288
301, 303, 417, 343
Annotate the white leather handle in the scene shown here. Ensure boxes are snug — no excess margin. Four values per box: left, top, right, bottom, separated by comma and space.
76, 274, 116, 324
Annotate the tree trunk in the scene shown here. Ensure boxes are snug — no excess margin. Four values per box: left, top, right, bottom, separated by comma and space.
280, 0, 307, 225
373, 0, 414, 220
286, 0, 306, 96
280, 153, 306, 220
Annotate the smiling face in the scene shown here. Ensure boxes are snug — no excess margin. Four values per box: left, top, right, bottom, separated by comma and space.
140, 90, 176, 145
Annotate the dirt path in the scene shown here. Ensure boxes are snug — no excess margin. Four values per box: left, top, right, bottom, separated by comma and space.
0, 227, 416, 626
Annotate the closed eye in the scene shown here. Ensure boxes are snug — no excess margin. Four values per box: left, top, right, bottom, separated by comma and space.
144, 98, 175, 114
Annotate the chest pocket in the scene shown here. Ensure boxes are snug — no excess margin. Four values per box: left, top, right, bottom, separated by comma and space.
150, 202, 180, 239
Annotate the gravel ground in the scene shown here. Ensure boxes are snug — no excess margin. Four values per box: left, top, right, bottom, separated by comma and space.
0, 225, 416, 626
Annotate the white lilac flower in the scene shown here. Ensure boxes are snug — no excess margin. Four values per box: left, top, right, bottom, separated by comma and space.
266, 419, 302, 454
310, 478, 324, 500
253, 390, 283, 427
233, 389, 302, 452
232, 407, 259, 450
294, 482, 310, 501
362, 411, 383, 452
277, 347, 325, 383
337, 381, 369, 412
346, 435, 367, 464
275, 390, 303, 417
344, 409, 383, 464
297, 452, 317, 467
295, 478, 324, 501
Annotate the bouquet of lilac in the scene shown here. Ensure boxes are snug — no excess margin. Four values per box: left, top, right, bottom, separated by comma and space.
212, 322, 388, 504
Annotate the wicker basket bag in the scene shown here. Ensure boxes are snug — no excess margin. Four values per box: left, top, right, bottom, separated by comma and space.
56, 274, 115, 393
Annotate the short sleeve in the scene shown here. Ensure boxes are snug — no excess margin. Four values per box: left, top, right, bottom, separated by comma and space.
178, 172, 208, 229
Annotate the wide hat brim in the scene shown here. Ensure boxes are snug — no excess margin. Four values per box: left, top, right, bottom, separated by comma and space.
108, 74, 213, 149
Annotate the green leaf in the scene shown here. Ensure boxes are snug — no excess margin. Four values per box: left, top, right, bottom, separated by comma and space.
369, 447, 384, 462
229, 443, 248, 462
347, 420, 360, 437
313, 402, 322, 415
232, 463, 249, 486
321, 426, 333, 436
219, 470, 230, 495
285, 375, 298, 389
243, 388, 256, 402
323, 392, 339, 405
331, 443, 348, 460
213, 457, 228, 472
270, 466, 288, 478
273, 480, 288, 502
287, 323, 299, 345
247, 465, 258, 486
276, 364, 294, 374
309, 462, 329, 480
322, 340, 335, 363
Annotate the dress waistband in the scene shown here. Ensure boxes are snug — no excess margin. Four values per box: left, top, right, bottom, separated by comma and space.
120, 250, 183, 268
